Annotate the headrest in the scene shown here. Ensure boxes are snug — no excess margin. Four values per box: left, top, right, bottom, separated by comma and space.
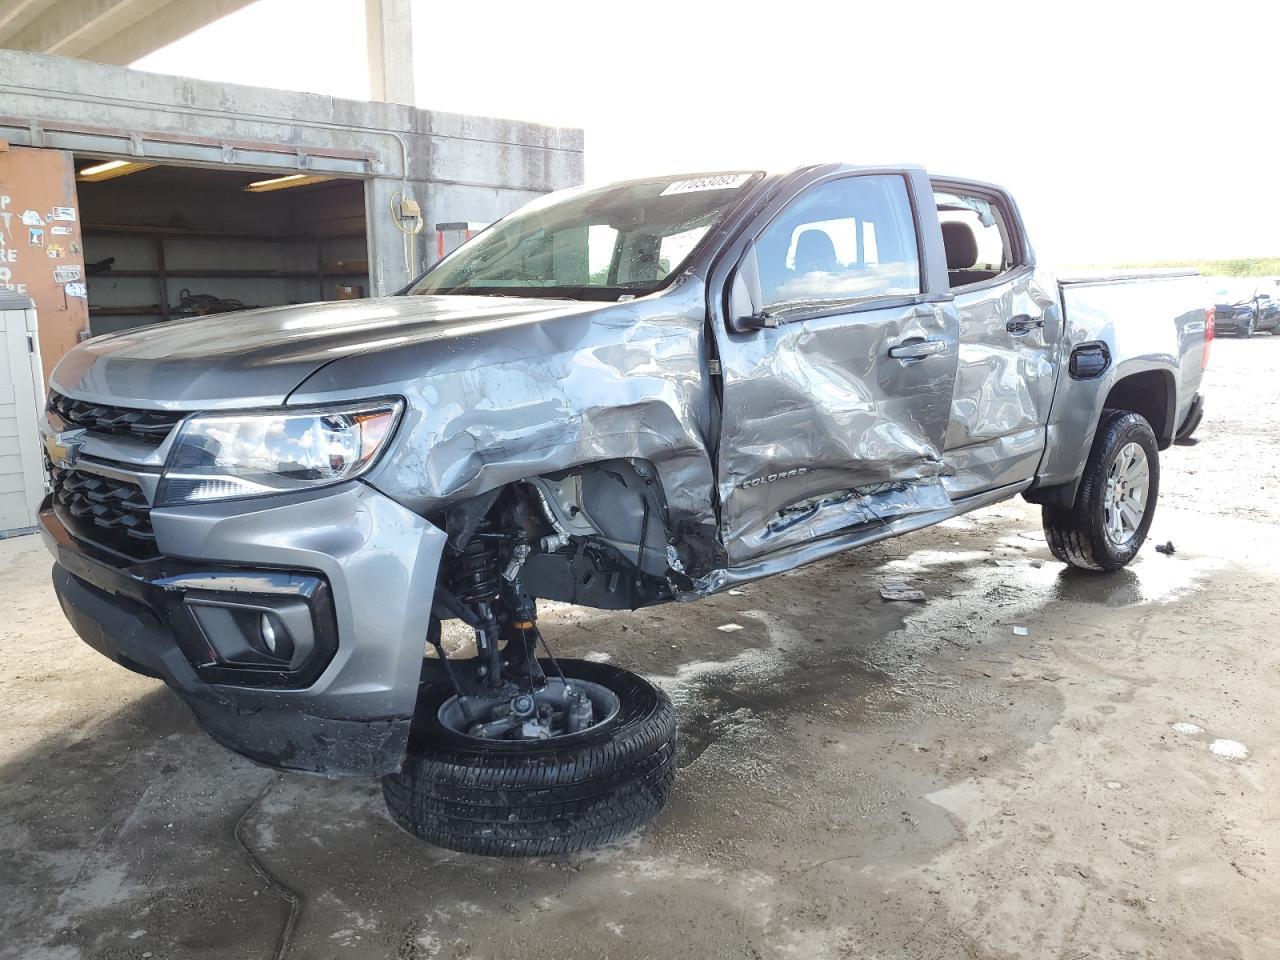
941, 221, 979, 270
794, 229, 838, 274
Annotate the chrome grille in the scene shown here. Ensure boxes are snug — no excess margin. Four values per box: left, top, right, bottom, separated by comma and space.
48, 391, 183, 445
48, 463, 157, 559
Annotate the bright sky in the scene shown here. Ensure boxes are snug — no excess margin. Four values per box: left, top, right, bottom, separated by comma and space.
134, 0, 1279, 265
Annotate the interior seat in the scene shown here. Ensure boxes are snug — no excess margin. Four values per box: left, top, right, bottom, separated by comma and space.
941, 220, 999, 288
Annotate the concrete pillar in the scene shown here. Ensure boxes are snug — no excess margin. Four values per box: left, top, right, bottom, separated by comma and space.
365, 0, 416, 106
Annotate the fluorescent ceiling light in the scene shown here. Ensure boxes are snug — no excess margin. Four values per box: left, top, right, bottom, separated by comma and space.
77, 160, 156, 182
243, 173, 335, 193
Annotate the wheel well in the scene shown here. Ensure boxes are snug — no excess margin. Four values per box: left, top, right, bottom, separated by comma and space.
1102, 370, 1175, 449
436, 459, 680, 612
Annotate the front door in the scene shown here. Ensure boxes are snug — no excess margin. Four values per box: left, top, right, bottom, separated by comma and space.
712, 169, 960, 565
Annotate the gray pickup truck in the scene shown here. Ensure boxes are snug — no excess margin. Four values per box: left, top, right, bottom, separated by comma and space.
40, 165, 1210, 856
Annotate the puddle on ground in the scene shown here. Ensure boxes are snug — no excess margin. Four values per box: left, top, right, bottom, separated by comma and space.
868, 531, 1220, 610
649, 609, 886, 768
1043, 554, 1224, 606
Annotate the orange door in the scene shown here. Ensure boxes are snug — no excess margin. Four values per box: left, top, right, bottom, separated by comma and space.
0, 144, 90, 385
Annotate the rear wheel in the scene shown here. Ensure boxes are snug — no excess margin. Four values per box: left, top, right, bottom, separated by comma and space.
382, 659, 676, 857
1043, 409, 1159, 571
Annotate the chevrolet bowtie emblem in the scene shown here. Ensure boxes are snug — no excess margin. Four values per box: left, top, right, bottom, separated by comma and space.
45, 428, 88, 468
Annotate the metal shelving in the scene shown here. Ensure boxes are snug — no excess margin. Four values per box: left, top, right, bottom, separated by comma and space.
84, 224, 369, 321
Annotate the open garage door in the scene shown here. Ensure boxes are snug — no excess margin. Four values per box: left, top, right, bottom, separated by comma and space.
4, 146, 373, 381
73, 160, 369, 337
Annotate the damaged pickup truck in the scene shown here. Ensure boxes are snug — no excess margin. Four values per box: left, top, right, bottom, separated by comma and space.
40, 165, 1210, 856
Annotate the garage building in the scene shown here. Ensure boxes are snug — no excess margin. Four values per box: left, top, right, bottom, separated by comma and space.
0, 47, 583, 534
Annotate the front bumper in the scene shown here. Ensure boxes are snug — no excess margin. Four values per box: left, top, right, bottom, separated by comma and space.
1214, 311, 1254, 334
43, 481, 447, 778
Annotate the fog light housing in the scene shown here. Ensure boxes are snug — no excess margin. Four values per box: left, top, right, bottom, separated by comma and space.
165, 573, 337, 688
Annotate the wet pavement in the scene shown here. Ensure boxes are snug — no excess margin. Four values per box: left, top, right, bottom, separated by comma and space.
2, 336, 1278, 960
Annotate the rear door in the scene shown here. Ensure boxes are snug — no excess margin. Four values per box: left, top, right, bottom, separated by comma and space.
931, 179, 1062, 498
710, 167, 960, 564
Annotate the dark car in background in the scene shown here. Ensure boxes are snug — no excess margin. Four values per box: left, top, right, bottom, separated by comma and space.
1262, 278, 1280, 331
1210, 279, 1279, 336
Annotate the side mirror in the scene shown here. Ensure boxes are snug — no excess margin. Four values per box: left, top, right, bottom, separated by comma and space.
727, 239, 775, 333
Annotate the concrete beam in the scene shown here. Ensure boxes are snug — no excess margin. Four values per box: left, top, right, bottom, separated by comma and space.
0, 0, 253, 64
365, 0, 415, 106
0, 0, 58, 38
78, 0, 255, 65
2, 0, 165, 57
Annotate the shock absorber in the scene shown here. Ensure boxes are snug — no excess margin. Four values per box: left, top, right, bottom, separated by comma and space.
450, 536, 503, 687
453, 538, 500, 605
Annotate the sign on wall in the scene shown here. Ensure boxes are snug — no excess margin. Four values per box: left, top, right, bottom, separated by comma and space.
0, 144, 89, 384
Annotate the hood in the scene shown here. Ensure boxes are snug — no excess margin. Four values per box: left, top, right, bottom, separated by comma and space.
50, 295, 605, 410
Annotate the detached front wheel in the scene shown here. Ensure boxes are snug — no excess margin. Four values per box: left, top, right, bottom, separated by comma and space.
382, 659, 676, 857
1043, 409, 1160, 571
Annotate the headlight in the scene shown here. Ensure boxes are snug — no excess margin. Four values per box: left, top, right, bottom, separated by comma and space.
157, 400, 403, 505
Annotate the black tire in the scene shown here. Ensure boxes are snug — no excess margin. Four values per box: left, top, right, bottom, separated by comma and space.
382, 659, 676, 857
1242, 315, 1256, 337
1042, 409, 1160, 571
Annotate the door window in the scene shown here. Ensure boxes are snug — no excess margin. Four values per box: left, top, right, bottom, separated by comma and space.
933, 189, 1020, 289
756, 175, 920, 315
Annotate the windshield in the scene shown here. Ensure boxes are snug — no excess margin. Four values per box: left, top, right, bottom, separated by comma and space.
1210, 280, 1257, 303
408, 172, 763, 300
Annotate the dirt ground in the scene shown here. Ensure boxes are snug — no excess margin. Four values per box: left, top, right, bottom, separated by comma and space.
2, 335, 1278, 960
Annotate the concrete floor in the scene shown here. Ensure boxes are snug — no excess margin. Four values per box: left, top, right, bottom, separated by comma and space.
2, 336, 1278, 960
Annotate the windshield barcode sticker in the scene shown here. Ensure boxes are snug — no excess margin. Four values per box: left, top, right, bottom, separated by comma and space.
660, 173, 753, 196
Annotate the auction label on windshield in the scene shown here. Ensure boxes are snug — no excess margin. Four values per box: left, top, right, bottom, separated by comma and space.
660, 173, 753, 196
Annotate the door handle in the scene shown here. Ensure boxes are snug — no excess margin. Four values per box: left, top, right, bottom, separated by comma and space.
1006, 314, 1045, 336
887, 337, 946, 361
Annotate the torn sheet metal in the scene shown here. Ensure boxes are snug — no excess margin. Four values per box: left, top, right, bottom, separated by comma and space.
740, 479, 951, 558
289, 279, 721, 538
686, 478, 1029, 598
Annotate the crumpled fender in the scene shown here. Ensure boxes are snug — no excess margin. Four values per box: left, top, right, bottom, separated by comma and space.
287, 279, 720, 542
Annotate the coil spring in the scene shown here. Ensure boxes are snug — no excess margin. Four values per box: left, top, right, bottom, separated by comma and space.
451, 537, 499, 604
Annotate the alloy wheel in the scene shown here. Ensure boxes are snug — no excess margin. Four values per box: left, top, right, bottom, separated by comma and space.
1103, 442, 1150, 546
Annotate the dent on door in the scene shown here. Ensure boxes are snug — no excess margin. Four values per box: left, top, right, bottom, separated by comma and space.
717, 302, 958, 562
943, 272, 1059, 496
